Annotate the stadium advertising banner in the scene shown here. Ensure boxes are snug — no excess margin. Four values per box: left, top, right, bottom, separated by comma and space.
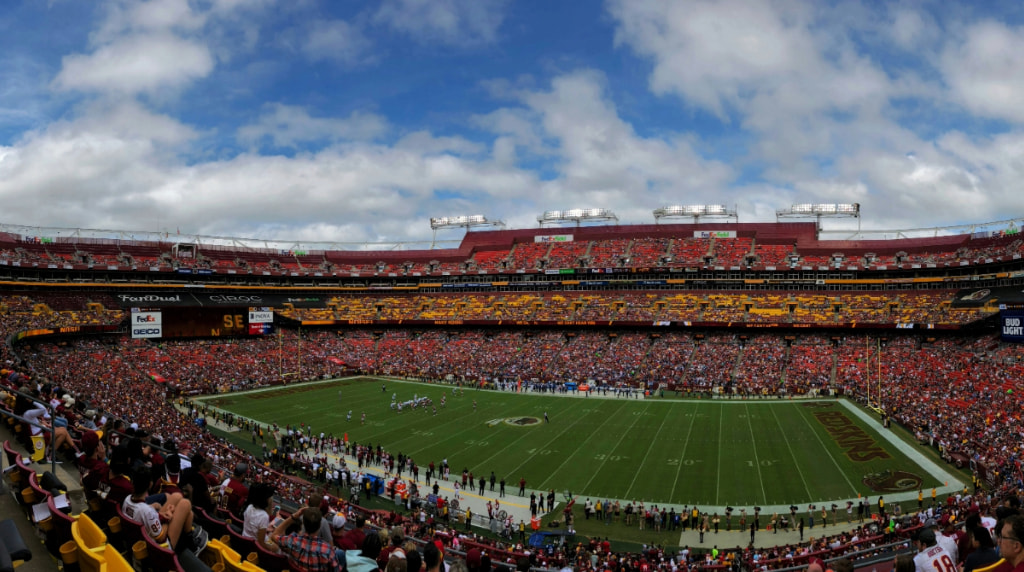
248, 307, 274, 336
114, 293, 326, 308
248, 308, 274, 323
130, 310, 163, 339
694, 230, 736, 238
1001, 311, 1024, 342
11, 324, 120, 342
535, 234, 573, 243
951, 286, 1024, 307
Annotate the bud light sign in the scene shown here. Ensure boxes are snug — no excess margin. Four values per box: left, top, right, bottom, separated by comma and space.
1002, 311, 1024, 342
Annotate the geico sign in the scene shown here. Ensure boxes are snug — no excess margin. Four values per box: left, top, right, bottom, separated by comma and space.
133, 328, 162, 335
209, 295, 263, 303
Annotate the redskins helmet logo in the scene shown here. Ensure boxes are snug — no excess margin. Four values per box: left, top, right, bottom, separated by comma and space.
862, 470, 923, 493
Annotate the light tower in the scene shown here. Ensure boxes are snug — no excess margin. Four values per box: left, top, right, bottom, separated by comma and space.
429, 215, 505, 248
776, 203, 860, 233
537, 208, 618, 227
652, 204, 737, 224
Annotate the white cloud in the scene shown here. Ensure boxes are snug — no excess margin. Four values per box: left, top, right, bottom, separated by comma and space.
237, 104, 389, 147
375, 0, 507, 46
394, 131, 483, 155
941, 20, 1024, 123
608, 0, 822, 119
886, 7, 940, 52
0, 98, 537, 242
471, 108, 548, 155
300, 19, 375, 66
92, 0, 207, 43
482, 70, 736, 219
604, 0, 995, 228
52, 33, 214, 96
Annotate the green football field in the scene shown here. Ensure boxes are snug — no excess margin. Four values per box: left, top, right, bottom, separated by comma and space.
202, 377, 942, 508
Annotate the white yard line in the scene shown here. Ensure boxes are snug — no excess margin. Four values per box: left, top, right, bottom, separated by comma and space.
745, 404, 769, 505
668, 403, 700, 501
624, 405, 673, 499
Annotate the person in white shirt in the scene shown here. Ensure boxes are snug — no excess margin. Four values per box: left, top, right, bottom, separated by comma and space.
122, 468, 205, 554
913, 529, 954, 572
242, 483, 278, 553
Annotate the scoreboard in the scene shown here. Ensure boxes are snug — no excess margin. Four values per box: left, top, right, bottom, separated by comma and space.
130, 307, 274, 339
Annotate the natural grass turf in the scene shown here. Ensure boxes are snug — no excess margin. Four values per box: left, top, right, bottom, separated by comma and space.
202, 377, 940, 507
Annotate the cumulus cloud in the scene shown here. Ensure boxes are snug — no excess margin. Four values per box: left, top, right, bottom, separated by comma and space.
92, 0, 206, 42
374, 0, 508, 46
521, 71, 734, 199
300, 19, 375, 66
6, 0, 1024, 245
0, 98, 536, 242
940, 20, 1024, 123
52, 34, 214, 96
237, 104, 389, 148
886, 6, 940, 52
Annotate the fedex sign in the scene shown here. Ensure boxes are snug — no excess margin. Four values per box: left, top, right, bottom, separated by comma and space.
131, 311, 163, 339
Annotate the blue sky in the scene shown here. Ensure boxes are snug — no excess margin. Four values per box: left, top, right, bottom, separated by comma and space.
2, 0, 1024, 246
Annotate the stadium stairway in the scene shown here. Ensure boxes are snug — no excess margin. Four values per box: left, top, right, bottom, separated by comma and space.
1, 421, 83, 572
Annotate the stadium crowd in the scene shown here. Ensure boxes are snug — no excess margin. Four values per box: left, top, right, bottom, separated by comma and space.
5, 230, 1024, 276
278, 291, 996, 326
2, 291, 1024, 572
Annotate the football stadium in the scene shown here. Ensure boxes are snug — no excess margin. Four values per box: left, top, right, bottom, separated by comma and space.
1, 212, 1021, 571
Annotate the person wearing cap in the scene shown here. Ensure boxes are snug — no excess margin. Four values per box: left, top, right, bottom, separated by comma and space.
337, 515, 368, 551
914, 528, 955, 572
385, 547, 408, 572
221, 462, 251, 517
465, 547, 483, 572
271, 507, 341, 572
76, 431, 108, 499
926, 517, 960, 563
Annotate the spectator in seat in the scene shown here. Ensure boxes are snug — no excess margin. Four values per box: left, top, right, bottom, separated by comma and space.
963, 525, 1000, 572
270, 507, 342, 572
181, 455, 216, 511
122, 467, 206, 554
221, 462, 250, 517
346, 533, 384, 572
337, 515, 368, 551
76, 431, 108, 499
242, 482, 278, 553
378, 525, 405, 569
996, 515, 1024, 572
105, 444, 135, 505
